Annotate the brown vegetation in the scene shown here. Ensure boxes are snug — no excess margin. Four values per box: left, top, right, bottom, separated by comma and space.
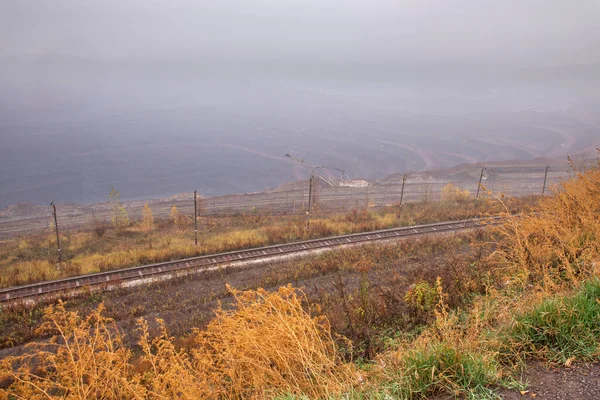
493, 166, 600, 290
0, 287, 353, 399
2, 165, 599, 398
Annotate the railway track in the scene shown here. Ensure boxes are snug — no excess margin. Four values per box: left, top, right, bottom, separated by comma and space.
0, 216, 504, 304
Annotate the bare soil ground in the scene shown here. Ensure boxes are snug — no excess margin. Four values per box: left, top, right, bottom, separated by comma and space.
430, 363, 600, 400
501, 362, 600, 400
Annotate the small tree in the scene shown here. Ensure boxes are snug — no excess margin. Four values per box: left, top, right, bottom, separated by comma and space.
141, 203, 154, 231
170, 206, 180, 228
109, 188, 129, 233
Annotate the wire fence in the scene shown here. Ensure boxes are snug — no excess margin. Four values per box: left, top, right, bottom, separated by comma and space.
0, 165, 577, 238
195, 166, 571, 214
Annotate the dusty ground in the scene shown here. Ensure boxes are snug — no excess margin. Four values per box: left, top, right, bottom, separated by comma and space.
501, 362, 600, 400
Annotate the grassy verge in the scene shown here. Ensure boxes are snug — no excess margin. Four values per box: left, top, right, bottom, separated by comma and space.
0, 196, 534, 288
355, 166, 600, 398
509, 279, 600, 363
369, 344, 506, 399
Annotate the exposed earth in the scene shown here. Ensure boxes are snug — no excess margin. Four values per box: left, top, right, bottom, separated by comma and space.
501, 362, 600, 400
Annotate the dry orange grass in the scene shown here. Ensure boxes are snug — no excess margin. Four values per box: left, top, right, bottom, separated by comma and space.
0, 302, 144, 400
1, 194, 536, 289
0, 286, 354, 400
493, 166, 600, 291
136, 319, 208, 399
190, 285, 356, 399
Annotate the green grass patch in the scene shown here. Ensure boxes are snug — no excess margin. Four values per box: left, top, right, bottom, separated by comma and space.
370, 344, 505, 399
510, 279, 600, 363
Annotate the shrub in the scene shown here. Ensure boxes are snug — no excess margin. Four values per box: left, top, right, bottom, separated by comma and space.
109, 187, 130, 233
441, 183, 472, 202
141, 203, 155, 231
404, 280, 439, 314
91, 214, 108, 237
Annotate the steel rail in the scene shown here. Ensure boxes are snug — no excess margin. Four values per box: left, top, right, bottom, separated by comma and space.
0, 216, 503, 303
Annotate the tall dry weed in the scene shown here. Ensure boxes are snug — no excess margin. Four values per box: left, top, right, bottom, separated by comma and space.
492, 167, 600, 290
0, 286, 353, 400
192, 284, 355, 399
0, 302, 144, 400
136, 319, 208, 399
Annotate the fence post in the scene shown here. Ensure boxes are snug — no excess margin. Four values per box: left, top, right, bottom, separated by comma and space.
476, 167, 486, 199
194, 190, 198, 246
542, 165, 549, 195
400, 174, 407, 205
51, 201, 61, 264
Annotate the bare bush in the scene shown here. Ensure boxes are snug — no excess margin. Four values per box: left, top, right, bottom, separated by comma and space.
91, 213, 108, 237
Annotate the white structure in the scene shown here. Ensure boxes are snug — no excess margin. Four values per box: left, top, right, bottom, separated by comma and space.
339, 179, 370, 188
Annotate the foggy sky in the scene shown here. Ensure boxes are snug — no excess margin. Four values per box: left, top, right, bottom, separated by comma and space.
2, 0, 600, 71
1, 0, 600, 207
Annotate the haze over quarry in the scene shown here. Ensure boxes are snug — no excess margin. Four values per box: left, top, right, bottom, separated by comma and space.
1, 0, 599, 205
